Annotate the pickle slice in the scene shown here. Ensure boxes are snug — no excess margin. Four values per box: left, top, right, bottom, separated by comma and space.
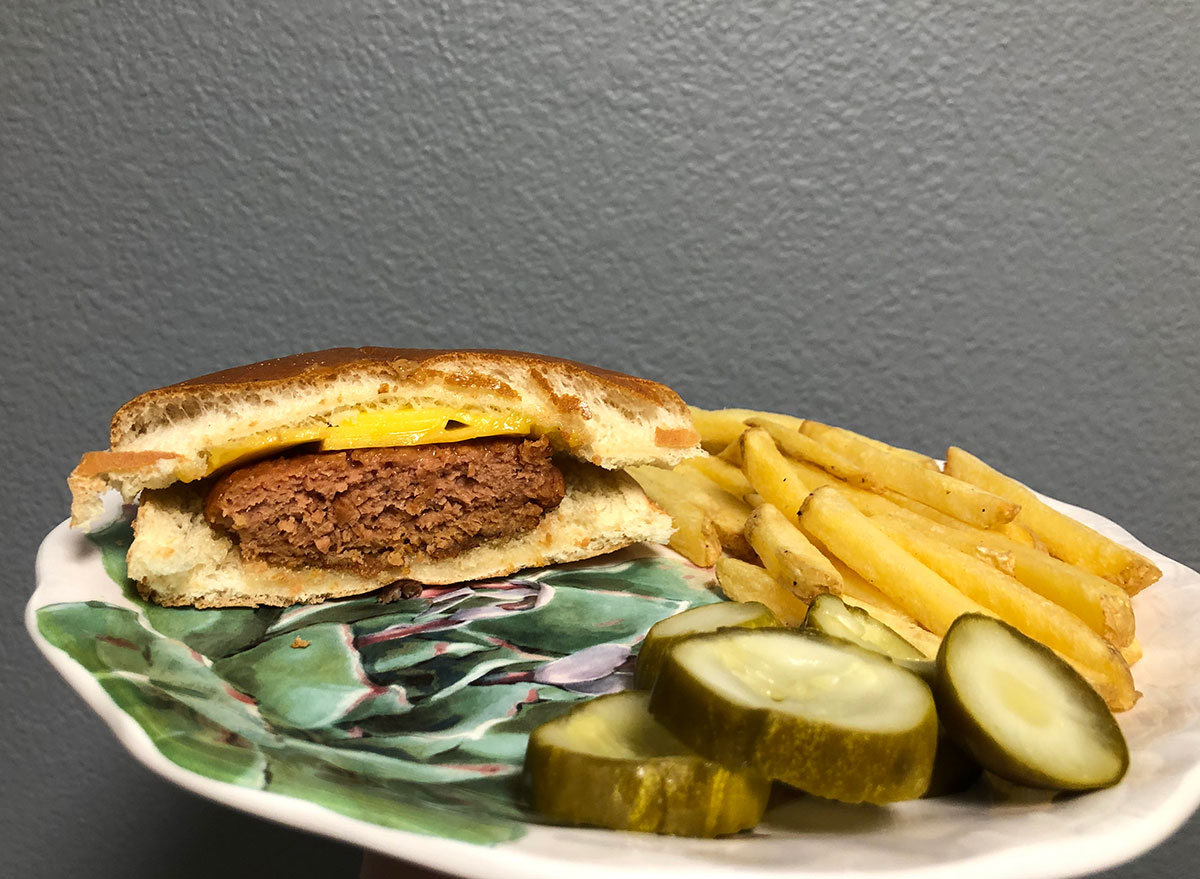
649, 628, 937, 804
935, 614, 1129, 790
524, 691, 770, 836
802, 592, 936, 683
803, 593, 926, 662
635, 601, 779, 689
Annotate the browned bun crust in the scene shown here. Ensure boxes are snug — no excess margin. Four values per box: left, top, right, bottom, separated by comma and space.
112, 347, 691, 447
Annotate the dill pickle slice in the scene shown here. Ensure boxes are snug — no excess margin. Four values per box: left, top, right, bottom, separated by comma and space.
635, 601, 780, 689
935, 614, 1129, 791
649, 628, 937, 804
803, 593, 927, 661
523, 691, 770, 836
802, 593, 936, 683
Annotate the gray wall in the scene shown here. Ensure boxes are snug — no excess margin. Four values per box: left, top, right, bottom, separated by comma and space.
3, 2, 1197, 876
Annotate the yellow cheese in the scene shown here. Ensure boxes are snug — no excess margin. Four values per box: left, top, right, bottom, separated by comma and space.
202, 407, 534, 475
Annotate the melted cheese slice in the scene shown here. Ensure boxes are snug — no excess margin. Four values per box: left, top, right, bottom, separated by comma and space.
203, 407, 535, 475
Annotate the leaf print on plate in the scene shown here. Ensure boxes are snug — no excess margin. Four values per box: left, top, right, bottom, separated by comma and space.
35, 520, 723, 845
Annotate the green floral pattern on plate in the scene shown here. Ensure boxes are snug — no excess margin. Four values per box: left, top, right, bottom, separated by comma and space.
36, 520, 720, 845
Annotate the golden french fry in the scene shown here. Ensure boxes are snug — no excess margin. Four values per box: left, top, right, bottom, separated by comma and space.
677, 454, 752, 498
745, 418, 879, 490
800, 421, 1020, 529
1120, 638, 1143, 667
997, 521, 1038, 548
739, 427, 815, 519
716, 438, 743, 465
798, 486, 990, 635
669, 466, 755, 559
845, 430, 941, 471
944, 447, 1161, 595
744, 503, 843, 601
666, 501, 721, 566
625, 467, 721, 566
715, 557, 809, 626
783, 459, 1022, 578
687, 406, 804, 453
865, 505, 1134, 648
872, 514, 1137, 711
628, 465, 750, 561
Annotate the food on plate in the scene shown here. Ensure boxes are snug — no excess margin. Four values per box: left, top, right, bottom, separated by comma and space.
944, 446, 1161, 594
523, 690, 770, 836
739, 426, 814, 518
67, 348, 701, 607
744, 502, 843, 600
677, 454, 752, 498
633, 600, 779, 688
934, 615, 1129, 790
799, 487, 990, 635
746, 417, 878, 490
643, 406, 1150, 713
521, 405, 1149, 834
802, 592, 926, 665
687, 406, 803, 453
647, 628, 939, 804
869, 513, 1137, 710
801, 421, 1020, 529
714, 557, 810, 626
874, 505, 1136, 648
627, 464, 752, 562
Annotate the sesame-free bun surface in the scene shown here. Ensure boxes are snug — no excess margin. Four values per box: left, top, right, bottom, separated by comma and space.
70, 347, 700, 527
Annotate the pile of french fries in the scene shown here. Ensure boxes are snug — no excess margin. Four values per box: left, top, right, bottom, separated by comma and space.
627, 408, 1162, 713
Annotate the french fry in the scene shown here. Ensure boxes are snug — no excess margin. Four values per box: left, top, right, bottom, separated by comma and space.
677, 454, 752, 498
1120, 638, 1143, 666
715, 557, 809, 626
798, 486, 991, 635
739, 427, 815, 519
801, 421, 1020, 529
851, 497, 1135, 648
944, 446, 1161, 595
744, 417, 878, 490
845, 430, 941, 471
687, 406, 805, 453
625, 467, 721, 566
744, 503, 843, 601
785, 459, 1020, 577
665, 500, 721, 567
872, 514, 1137, 711
628, 465, 750, 560
716, 438, 743, 465
669, 467, 755, 559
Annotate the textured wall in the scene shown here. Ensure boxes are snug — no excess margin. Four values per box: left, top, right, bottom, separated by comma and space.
3, 2, 1198, 877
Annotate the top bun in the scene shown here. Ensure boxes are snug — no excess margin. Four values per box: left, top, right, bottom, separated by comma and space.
70, 348, 700, 526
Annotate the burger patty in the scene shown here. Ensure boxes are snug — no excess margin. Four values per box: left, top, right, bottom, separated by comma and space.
203, 435, 565, 574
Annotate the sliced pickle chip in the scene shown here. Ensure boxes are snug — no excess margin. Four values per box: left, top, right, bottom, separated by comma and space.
803, 592, 926, 661
523, 691, 770, 836
649, 628, 937, 804
935, 614, 1129, 791
802, 593, 935, 682
635, 601, 780, 689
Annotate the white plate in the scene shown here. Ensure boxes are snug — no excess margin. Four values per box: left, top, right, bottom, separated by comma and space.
26, 496, 1200, 879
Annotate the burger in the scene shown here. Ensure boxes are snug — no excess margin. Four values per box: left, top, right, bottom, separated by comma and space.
68, 348, 701, 608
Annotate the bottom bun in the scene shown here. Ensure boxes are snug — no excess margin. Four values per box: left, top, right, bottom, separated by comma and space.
127, 461, 675, 608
